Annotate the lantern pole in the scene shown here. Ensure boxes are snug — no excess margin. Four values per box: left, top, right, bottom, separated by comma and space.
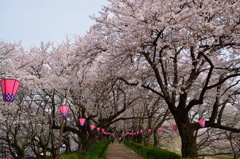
56, 85, 70, 159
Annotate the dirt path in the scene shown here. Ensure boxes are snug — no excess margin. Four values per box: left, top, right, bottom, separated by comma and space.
105, 141, 143, 159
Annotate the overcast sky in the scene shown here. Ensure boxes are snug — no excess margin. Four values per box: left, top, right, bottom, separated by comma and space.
0, 0, 108, 48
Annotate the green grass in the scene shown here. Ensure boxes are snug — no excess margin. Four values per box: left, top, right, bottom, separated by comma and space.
204, 155, 238, 159
59, 139, 110, 159
80, 139, 110, 159
60, 152, 79, 159
124, 140, 182, 159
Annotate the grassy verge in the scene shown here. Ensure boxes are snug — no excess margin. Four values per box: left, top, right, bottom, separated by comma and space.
59, 139, 110, 159
124, 140, 237, 159
204, 155, 236, 159
80, 139, 110, 159
60, 151, 79, 159
124, 140, 182, 159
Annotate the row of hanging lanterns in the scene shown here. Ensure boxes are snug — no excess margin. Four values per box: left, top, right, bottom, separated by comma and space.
0, 79, 206, 131
0, 79, 207, 130
59, 104, 206, 135
59, 105, 100, 130
59, 105, 114, 134
59, 106, 87, 126
60, 105, 207, 132
124, 120, 206, 136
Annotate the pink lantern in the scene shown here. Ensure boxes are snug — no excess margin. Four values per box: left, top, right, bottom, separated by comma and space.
173, 125, 178, 131
148, 128, 152, 133
1, 79, 20, 102
199, 119, 206, 128
158, 127, 163, 132
79, 118, 86, 126
139, 130, 143, 133
96, 127, 100, 132
59, 105, 69, 116
90, 124, 95, 130
101, 128, 105, 132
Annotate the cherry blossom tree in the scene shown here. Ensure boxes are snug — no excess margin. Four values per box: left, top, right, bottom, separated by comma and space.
1, 1, 240, 158
85, 0, 240, 157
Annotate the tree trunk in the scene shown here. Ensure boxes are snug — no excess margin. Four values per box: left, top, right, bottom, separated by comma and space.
178, 124, 198, 158
143, 134, 150, 146
153, 130, 159, 148
136, 134, 143, 143
81, 131, 95, 151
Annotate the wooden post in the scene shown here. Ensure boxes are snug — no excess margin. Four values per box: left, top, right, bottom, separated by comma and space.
56, 85, 70, 159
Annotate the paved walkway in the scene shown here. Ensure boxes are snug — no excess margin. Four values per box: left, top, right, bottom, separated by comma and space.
106, 141, 143, 159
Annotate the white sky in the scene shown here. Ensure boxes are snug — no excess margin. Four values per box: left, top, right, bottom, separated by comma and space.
0, 0, 108, 48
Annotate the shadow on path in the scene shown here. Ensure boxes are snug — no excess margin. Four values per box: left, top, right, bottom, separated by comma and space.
106, 141, 143, 159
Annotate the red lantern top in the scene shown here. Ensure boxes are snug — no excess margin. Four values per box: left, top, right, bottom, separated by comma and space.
1, 79, 20, 102
79, 118, 86, 126
199, 119, 206, 128
59, 105, 69, 116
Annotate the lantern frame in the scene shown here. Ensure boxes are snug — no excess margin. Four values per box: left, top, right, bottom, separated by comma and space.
148, 128, 152, 133
158, 127, 163, 132
198, 119, 206, 128
1, 79, 20, 102
79, 118, 86, 126
59, 105, 69, 116
173, 125, 178, 131
90, 124, 95, 130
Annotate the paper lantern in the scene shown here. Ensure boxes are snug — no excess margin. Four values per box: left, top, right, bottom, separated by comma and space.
199, 119, 205, 128
173, 125, 178, 131
59, 105, 69, 116
96, 127, 100, 132
90, 124, 95, 130
157, 127, 163, 132
79, 118, 86, 126
139, 129, 143, 133
148, 128, 152, 133
1, 79, 20, 102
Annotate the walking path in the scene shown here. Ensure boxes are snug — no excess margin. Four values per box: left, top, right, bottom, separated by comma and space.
105, 141, 143, 159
